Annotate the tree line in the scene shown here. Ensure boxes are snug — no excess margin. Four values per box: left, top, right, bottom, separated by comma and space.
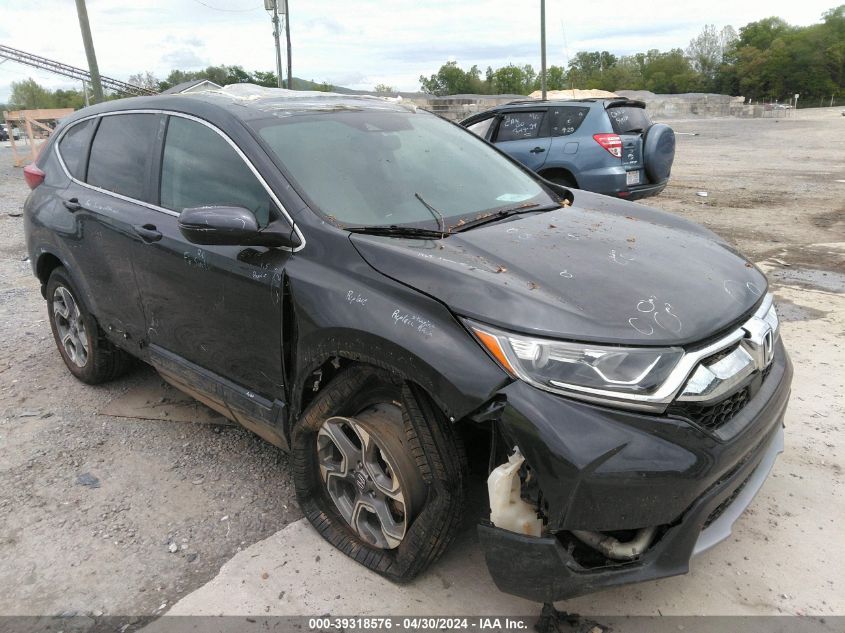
1, 66, 334, 112
419, 6, 845, 103
2, 5, 842, 112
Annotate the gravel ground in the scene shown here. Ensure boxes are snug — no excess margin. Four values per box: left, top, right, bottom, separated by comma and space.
0, 149, 301, 619
0, 107, 842, 620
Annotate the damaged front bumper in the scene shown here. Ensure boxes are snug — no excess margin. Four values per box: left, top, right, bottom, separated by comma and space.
478, 342, 792, 602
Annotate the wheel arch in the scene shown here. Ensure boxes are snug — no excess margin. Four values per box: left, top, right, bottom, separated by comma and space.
34, 248, 104, 327
35, 251, 64, 298
288, 327, 504, 441
539, 165, 579, 187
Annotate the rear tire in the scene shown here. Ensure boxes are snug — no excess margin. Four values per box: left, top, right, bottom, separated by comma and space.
46, 267, 133, 384
292, 366, 467, 582
544, 172, 577, 188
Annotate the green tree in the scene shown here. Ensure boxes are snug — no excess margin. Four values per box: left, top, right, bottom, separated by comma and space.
252, 71, 278, 87
491, 64, 527, 94
546, 65, 567, 90
9, 78, 54, 109
419, 61, 485, 95
52, 89, 85, 110
687, 25, 737, 89
374, 83, 395, 94
566, 51, 618, 88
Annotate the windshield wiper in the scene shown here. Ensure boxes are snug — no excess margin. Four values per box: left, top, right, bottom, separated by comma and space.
346, 225, 447, 239
449, 203, 558, 233
414, 192, 448, 238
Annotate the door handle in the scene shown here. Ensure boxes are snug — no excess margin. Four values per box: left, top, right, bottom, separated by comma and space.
133, 224, 162, 243
63, 198, 83, 212
529, 146, 546, 154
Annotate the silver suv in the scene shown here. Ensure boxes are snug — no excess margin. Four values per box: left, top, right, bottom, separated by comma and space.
462, 98, 675, 200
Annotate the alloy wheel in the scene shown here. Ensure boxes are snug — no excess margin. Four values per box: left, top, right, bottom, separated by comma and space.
316, 404, 413, 549
52, 286, 89, 368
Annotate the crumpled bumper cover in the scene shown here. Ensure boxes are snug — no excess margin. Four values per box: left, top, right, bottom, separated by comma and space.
477, 342, 792, 603
479, 422, 784, 603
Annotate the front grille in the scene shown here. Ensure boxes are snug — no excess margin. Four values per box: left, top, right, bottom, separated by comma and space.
670, 386, 750, 430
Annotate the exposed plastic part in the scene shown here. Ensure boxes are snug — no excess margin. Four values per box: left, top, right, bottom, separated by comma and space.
571, 526, 657, 560
487, 447, 543, 537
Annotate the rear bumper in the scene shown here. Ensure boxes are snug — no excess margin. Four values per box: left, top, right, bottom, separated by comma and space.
621, 180, 668, 200
576, 166, 668, 200
479, 422, 784, 602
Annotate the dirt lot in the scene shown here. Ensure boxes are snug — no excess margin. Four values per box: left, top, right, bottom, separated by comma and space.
0, 108, 843, 624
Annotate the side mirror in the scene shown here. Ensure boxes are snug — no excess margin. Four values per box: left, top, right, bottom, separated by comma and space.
178, 206, 301, 248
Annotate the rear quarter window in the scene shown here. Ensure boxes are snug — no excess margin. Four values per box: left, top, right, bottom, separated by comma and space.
607, 106, 652, 134
87, 113, 159, 202
58, 119, 97, 180
549, 106, 590, 137
466, 116, 496, 139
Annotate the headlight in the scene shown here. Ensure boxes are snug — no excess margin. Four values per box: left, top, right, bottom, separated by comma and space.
763, 301, 780, 338
467, 320, 683, 402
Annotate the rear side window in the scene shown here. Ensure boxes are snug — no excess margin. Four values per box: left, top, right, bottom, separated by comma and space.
160, 117, 271, 227
607, 106, 652, 134
495, 111, 545, 142
58, 119, 97, 180
87, 114, 159, 201
549, 106, 589, 137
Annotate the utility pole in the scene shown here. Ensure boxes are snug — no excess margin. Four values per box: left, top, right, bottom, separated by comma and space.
268, 0, 283, 88
74, 0, 103, 103
540, 0, 547, 99
284, 1, 292, 90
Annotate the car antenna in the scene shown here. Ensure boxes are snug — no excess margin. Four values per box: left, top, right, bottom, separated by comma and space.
414, 192, 447, 239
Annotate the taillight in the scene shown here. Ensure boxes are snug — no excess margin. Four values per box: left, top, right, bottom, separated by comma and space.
24, 163, 45, 189
593, 133, 622, 158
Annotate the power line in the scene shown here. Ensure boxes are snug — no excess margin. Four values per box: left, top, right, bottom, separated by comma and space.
189, 0, 262, 12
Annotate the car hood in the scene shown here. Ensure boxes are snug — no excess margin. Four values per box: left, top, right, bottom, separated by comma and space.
350, 191, 767, 346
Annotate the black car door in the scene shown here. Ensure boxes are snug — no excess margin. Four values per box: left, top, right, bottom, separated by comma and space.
129, 114, 294, 444
58, 113, 160, 347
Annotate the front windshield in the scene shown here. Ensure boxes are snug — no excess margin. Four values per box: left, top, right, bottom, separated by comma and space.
252, 109, 554, 228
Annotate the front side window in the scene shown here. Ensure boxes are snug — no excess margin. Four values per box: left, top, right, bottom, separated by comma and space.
160, 117, 271, 227
252, 110, 554, 229
87, 114, 159, 202
495, 111, 545, 142
58, 119, 97, 180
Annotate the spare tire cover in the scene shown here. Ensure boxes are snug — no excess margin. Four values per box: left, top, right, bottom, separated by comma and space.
643, 123, 675, 183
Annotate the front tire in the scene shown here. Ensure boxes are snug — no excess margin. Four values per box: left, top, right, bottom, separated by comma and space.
46, 267, 133, 384
292, 366, 466, 582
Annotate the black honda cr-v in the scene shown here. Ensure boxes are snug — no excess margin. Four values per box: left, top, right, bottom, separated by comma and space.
22, 86, 791, 602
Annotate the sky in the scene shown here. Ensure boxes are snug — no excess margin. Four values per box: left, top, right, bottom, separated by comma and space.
0, 0, 839, 103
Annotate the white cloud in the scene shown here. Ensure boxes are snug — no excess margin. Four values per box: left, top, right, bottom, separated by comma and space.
0, 0, 837, 102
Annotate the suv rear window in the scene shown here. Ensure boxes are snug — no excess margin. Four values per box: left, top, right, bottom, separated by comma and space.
496, 111, 545, 142
58, 119, 97, 180
606, 105, 652, 134
87, 114, 159, 202
549, 106, 589, 137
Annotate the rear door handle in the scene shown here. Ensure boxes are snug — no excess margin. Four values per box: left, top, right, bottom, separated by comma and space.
63, 198, 83, 212
529, 146, 546, 154
133, 224, 162, 243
